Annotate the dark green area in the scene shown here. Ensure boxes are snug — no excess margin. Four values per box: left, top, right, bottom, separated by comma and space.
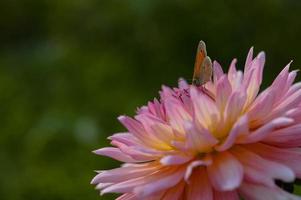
0, 0, 301, 199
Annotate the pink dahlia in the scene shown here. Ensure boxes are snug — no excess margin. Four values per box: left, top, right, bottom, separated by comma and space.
91, 46, 301, 200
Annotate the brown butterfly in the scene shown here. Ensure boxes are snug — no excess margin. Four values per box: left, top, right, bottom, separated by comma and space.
192, 41, 213, 86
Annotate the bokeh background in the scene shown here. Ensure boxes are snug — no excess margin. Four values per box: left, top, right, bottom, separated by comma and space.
1, 0, 301, 199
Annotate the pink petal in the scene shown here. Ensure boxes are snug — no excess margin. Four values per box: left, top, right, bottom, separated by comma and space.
184, 156, 212, 181
164, 97, 192, 133
281, 69, 299, 99
111, 140, 156, 162
118, 116, 154, 146
207, 151, 243, 191
116, 193, 138, 200
216, 75, 232, 112
239, 182, 300, 200
95, 183, 113, 190
244, 143, 301, 177
178, 78, 189, 90
215, 115, 249, 151
247, 88, 276, 126
186, 168, 213, 200
224, 89, 246, 124
284, 82, 301, 101
231, 146, 295, 185
145, 191, 165, 200
108, 132, 139, 146
134, 167, 185, 197
160, 154, 192, 165
213, 60, 224, 83
264, 86, 301, 122
100, 166, 175, 194
228, 60, 244, 91
228, 58, 237, 77
244, 52, 265, 106
171, 140, 188, 152
93, 147, 137, 163
190, 86, 220, 129
101, 177, 145, 194
91, 163, 159, 184
254, 51, 265, 84
160, 85, 175, 100
184, 121, 218, 152
238, 117, 294, 144
270, 62, 291, 103
149, 123, 174, 145
162, 181, 185, 200
244, 46, 254, 73
285, 106, 301, 123
263, 123, 301, 147
214, 190, 239, 200
147, 98, 166, 121
135, 114, 173, 149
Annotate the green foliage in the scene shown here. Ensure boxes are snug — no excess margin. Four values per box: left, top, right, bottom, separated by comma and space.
0, 0, 301, 199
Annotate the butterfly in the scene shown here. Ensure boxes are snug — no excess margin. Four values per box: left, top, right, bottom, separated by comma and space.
192, 41, 213, 86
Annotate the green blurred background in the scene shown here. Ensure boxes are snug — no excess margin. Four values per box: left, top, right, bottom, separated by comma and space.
0, 0, 301, 199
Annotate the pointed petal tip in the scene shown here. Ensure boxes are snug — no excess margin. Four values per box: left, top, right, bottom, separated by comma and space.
247, 46, 254, 56
178, 78, 189, 89
213, 60, 219, 65
91, 176, 99, 184
92, 149, 100, 154
117, 115, 126, 121
257, 51, 266, 60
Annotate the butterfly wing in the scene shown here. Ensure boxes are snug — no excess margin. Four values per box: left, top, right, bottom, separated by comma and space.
192, 41, 213, 86
199, 56, 213, 85
192, 41, 207, 85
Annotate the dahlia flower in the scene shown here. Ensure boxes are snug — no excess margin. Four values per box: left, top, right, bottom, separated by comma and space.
91, 47, 301, 200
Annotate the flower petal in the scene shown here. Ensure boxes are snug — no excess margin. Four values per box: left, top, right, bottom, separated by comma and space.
213, 60, 224, 83
162, 181, 185, 200
184, 156, 212, 181
244, 52, 265, 106
214, 190, 240, 200
244, 143, 301, 177
244, 46, 254, 73
207, 151, 243, 191
160, 154, 192, 166
238, 117, 294, 144
178, 78, 189, 90
110, 140, 156, 162
269, 62, 291, 103
264, 86, 301, 123
239, 182, 300, 200
190, 86, 220, 129
116, 193, 138, 200
247, 88, 276, 127
263, 123, 301, 148
186, 168, 213, 200
224, 89, 246, 125
231, 146, 295, 185
118, 116, 156, 147
134, 167, 185, 197
165, 97, 192, 133
216, 75, 232, 112
184, 121, 218, 152
91, 163, 160, 183
93, 147, 138, 163
215, 115, 249, 151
